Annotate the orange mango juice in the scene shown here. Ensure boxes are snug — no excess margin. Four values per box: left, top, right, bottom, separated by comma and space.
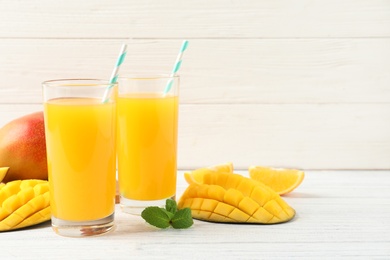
117, 93, 178, 201
44, 98, 116, 221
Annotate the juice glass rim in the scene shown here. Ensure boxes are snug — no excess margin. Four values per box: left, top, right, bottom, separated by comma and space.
42, 79, 116, 88
119, 74, 179, 80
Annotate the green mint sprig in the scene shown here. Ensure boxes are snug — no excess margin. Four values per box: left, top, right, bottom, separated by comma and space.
141, 199, 193, 229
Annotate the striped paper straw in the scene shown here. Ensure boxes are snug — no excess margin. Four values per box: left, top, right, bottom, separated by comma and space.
163, 40, 189, 95
102, 43, 127, 103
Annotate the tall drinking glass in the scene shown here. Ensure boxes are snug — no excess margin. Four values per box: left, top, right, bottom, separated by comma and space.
43, 79, 117, 237
117, 75, 179, 214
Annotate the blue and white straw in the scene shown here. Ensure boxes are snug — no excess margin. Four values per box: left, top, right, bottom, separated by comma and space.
163, 40, 189, 95
102, 43, 127, 103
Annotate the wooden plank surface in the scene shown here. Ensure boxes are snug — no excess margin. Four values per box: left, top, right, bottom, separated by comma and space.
0, 39, 389, 104
0, 170, 389, 259
178, 104, 390, 170
0, 0, 389, 170
0, 0, 389, 38
1, 104, 389, 170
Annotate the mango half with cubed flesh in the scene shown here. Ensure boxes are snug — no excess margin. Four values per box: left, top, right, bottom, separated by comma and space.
178, 172, 295, 224
0, 171, 50, 231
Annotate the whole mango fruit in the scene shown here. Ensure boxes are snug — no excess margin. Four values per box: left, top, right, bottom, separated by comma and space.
0, 112, 47, 183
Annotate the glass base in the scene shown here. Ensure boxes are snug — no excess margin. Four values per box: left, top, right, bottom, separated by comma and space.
51, 213, 115, 237
120, 195, 175, 215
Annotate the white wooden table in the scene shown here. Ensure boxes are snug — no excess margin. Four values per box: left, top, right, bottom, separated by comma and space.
1, 170, 389, 259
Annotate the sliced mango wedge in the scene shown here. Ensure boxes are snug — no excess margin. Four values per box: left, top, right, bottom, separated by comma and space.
178, 172, 295, 224
0, 167, 9, 183
184, 162, 234, 185
0, 179, 50, 231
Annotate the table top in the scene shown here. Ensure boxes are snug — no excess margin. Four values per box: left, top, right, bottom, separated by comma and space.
1, 170, 389, 259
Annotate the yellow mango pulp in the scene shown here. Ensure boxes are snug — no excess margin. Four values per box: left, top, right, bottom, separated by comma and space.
178, 172, 295, 224
0, 180, 50, 231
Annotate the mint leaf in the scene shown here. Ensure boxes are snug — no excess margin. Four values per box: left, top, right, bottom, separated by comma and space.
171, 208, 194, 229
141, 200, 194, 229
165, 199, 177, 214
141, 206, 171, 229
161, 208, 175, 219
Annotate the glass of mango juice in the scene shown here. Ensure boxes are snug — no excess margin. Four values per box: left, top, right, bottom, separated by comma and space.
42, 79, 117, 237
117, 75, 179, 214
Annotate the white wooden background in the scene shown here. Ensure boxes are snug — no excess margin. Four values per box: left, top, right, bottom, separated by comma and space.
0, 0, 389, 170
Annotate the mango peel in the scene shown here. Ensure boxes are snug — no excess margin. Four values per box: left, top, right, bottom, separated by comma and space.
178, 172, 295, 224
0, 178, 50, 231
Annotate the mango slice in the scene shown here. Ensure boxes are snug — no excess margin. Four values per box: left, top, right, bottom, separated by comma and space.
0, 179, 50, 231
178, 172, 295, 224
0, 167, 9, 183
184, 162, 234, 185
